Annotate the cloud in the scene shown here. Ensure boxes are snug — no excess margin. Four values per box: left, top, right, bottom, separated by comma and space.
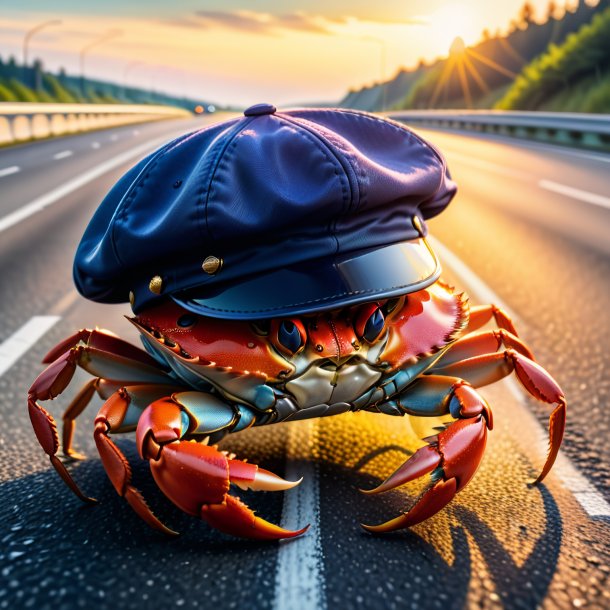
158, 10, 428, 40
193, 10, 346, 36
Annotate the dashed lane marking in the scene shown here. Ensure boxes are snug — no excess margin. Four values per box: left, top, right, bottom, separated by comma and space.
439, 147, 610, 211
274, 420, 326, 610
0, 316, 60, 378
430, 235, 610, 518
0, 135, 172, 235
91, 142, 101, 149
539, 179, 610, 211
53, 150, 73, 160
0, 165, 20, 177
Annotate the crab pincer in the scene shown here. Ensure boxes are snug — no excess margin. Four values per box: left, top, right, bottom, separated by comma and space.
360, 384, 492, 533
136, 400, 308, 540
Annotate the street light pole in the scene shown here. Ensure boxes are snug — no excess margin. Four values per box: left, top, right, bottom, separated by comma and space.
79, 29, 122, 99
22, 19, 62, 87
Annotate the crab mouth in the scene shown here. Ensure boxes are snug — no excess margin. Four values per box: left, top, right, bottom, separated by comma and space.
285, 359, 382, 409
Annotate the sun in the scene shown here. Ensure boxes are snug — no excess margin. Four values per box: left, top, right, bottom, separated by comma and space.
429, 3, 480, 49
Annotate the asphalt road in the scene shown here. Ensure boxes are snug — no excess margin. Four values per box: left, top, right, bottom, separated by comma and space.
0, 116, 608, 610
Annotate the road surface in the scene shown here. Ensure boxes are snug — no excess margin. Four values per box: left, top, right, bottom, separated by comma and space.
0, 116, 608, 610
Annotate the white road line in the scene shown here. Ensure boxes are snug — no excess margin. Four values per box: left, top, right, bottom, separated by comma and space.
0, 316, 60, 378
274, 420, 325, 610
434, 236, 610, 518
110, 134, 118, 141
91, 142, 101, 149
538, 179, 610, 211
0, 136, 170, 235
132, 129, 140, 136
53, 150, 73, 160
0, 165, 20, 177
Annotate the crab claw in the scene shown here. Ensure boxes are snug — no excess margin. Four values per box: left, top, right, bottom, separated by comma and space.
148, 440, 307, 540
361, 415, 488, 533
202, 495, 309, 540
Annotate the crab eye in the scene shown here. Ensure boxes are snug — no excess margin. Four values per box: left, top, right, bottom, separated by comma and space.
177, 313, 197, 328
355, 303, 385, 344
271, 319, 307, 356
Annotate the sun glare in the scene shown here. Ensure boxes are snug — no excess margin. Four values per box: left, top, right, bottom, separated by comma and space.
430, 3, 480, 49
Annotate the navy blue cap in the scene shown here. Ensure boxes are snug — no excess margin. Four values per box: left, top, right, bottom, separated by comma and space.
73, 106, 457, 320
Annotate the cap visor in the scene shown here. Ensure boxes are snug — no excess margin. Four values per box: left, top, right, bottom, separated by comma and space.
172, 238, 440, 320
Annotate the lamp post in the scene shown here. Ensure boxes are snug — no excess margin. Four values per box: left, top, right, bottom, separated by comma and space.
79, 29, 122, 99
22, 19, 62, 87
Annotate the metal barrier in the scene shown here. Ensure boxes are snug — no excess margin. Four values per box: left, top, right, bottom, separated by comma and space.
387, 110, 610, 153
0, 102, 192, 145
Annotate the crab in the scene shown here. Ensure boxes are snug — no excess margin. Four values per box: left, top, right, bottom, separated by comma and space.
27, 280, 566, 539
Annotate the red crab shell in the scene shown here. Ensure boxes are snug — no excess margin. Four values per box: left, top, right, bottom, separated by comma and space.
131, 280, 468, 381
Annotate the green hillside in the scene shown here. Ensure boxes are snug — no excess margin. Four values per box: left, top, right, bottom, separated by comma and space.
0, 56, 218, 111
340, 0, 609, 113
496, 5, 610, 111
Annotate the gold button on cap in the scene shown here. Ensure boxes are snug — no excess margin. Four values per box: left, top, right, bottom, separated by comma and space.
149, 275, 163, 294
202, 256, 223, 275
412, 215, 424, 236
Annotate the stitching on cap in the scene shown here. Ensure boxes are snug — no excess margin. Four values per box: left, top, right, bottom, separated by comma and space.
279, 114, 354, 215
276, 115, 350, 255
111, 134, 193, 266
331, 109, 449, 203
294, 108, 448, 187
202, 117, 256, 242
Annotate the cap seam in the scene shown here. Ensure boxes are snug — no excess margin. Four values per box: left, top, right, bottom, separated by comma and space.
277, 114, 353, 255
293, 108, 449, 215
281, 114, 361, 213
202, 116, 256, 244
110, 132, 196, 267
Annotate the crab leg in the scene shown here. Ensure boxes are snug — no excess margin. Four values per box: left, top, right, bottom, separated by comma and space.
466, 304, 517, 335
28, 327, 176, 483
135, 395, 307, 539
362, 377, 492, 532
94, 388, 179, 535
42, 328, 160, 368
432, 349, 566, 483
61, 378, 100, 460
430, 329, 534, 370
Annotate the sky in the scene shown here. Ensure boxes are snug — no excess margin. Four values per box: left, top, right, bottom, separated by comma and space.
0, 1, 587, 107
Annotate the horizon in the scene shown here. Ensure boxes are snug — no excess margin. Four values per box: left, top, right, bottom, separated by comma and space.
0, 0, 599, 107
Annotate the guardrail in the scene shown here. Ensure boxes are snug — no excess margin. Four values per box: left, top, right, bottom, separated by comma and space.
387, 110, 610, 153
0, 103, 192, 146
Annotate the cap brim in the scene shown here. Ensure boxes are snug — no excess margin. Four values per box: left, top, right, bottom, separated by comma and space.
172, 238, 440, 320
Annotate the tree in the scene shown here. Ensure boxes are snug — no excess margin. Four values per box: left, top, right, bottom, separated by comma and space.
519, 2, 536, 27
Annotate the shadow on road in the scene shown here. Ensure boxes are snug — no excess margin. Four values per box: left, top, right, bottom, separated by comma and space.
316, 444, 563, 610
